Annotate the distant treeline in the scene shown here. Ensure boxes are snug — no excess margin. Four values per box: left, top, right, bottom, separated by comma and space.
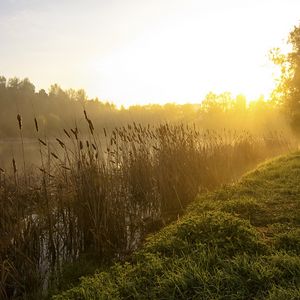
0, 76, 290, 138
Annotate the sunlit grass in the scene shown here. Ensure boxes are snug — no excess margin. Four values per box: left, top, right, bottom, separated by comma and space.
53, 152, 300, 300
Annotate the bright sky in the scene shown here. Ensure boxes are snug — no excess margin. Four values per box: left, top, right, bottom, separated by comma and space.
0, 0, 299, 106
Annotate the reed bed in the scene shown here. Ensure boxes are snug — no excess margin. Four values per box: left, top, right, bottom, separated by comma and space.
0, 112, 294, 299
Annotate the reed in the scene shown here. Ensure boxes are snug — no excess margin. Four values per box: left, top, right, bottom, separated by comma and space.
0, 111, 294, 299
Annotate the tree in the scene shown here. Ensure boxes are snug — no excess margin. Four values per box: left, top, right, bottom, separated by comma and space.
271, 24, 300, 132
19, 78, 35, 94
49, 83, 66, 99
0, 76, 6, 88
7, 77, 21, 90
38, 89, 48, 98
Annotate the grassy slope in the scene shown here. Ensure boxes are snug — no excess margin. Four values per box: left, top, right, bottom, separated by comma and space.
54, 152, 300, 300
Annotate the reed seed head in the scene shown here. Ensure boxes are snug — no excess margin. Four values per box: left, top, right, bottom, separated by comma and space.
17, 114, 22, 130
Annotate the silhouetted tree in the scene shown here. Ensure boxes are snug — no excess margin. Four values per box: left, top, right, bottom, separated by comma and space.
0, 76, 6, 88
0, 75, 288, 138
271, 24, 300, 132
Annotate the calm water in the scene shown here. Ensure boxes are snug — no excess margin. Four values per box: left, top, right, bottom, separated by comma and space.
0, 136, 106, 173
0, 138, 70, 173
0, 138, 40, 171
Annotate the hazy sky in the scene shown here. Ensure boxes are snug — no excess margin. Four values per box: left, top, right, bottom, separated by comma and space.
0, 0, 300, 106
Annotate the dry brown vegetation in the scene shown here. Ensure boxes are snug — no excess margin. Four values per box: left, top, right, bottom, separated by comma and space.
0, 109, 294, 299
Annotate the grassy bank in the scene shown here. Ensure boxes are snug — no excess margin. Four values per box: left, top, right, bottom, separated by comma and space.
54, 151, 300, 300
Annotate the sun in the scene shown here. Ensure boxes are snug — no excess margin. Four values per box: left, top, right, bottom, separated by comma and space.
84, 0, 298, 107
87, 35, 276, 107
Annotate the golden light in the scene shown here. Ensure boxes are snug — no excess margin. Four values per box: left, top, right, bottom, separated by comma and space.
84, 0, 300, 107
2, 0, 299, 106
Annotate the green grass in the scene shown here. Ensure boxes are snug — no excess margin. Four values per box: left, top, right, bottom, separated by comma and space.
53, 152, 300, 299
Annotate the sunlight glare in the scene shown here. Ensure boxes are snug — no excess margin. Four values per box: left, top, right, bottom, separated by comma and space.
83, 0, 300, 106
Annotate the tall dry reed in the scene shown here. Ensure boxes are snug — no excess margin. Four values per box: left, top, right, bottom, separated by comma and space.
0, 111, 294, 298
